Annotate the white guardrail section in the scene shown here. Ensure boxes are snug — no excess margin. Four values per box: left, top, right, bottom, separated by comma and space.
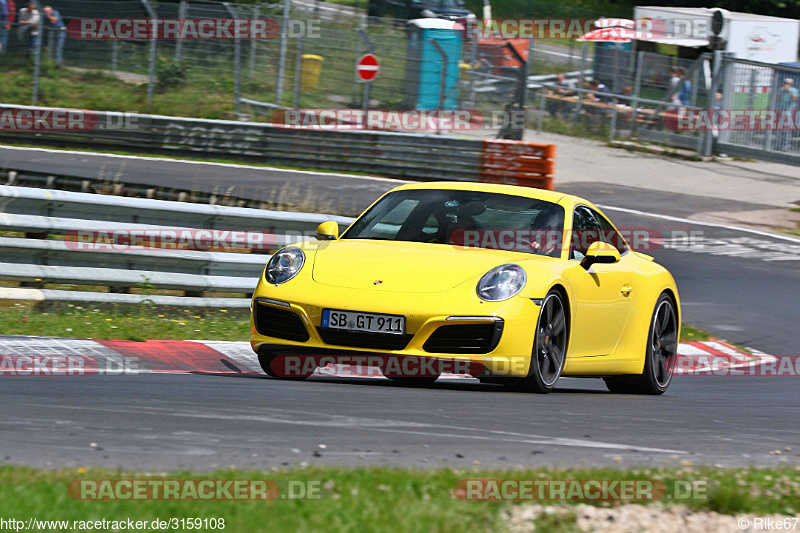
0, 186, 355, 308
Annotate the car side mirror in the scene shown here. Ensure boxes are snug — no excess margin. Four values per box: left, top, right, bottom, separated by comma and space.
580, 241, 620, 270
315, 221, 339, 241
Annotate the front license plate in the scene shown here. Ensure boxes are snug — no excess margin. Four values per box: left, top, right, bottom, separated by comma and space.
321, 309, 405, 335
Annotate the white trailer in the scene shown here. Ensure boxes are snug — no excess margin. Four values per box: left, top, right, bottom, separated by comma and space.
633, 6, 799, 64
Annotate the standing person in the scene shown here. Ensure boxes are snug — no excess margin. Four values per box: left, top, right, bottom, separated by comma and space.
775, 78, 799, 152
0, 0, 8, 53
677, 67, 692, 106
42, 5, 64, 64
17, 1, 38, 56
3, 0, 16, 52
667, 66, 680, 94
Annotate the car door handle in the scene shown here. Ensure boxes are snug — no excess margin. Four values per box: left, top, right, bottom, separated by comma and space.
620, 284, 633, 296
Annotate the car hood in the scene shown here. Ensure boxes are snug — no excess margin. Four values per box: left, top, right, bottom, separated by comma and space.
311, 239, 530, 293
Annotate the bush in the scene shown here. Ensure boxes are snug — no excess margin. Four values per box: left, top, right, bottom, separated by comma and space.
155, 57, 188, 91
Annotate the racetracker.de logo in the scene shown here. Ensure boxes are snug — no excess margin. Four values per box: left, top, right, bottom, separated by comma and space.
453, 479, 708, 501
67, 479, 325, 500
0, 109, 140, 131
64, 229, 278, 252
270, 109, 483, 132
67, 18, 283, 40
459, 18, 671, 40
270, 355, 485, 379
665, 109, 800, 131
0, 109, 97, 131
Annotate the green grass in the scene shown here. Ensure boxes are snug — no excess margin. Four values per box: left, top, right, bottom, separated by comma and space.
0, 55, 236, 119
0, 465, 797, 532
0, 304, 250, 341
0, 304, 716, 346
680, 325, 711, 343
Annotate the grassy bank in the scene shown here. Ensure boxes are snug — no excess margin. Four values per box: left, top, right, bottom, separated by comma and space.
0, 304, 711, 344
0, 304, 250, 341
0, 465, 797, 532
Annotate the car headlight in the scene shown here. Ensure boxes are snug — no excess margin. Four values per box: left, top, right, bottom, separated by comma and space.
476, 264, 527, 302
265, 246, 305, 284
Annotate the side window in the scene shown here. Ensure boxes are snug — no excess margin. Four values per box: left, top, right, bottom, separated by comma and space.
591, 209, 628, 253
570, 206, 601, 260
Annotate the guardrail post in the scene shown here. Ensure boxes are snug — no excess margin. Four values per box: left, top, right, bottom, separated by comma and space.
223, 3, 241, 117
111, 40, 118, 72
631, 51, 643, 138
293, 34, 305, 109
428, 39, 448, 112
536, 89, 546, 134
175, 0, 187, 65
31, 0, 44, 105
275, 0, 291, 106
702, 51, 724, 157
139, 0, 157, 109
465, 20, 478, 108
575, 43, 587, 117
608, 102, 618, 144
358, 29, 375, 111
47, 24, 54, 60
248, 6, 260, 80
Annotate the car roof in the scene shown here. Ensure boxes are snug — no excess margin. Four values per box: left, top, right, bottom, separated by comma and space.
392, 182, 592, 208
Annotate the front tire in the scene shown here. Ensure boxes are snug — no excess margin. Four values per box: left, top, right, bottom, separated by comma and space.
519, 290, 568, 393
604, 292, 678, 395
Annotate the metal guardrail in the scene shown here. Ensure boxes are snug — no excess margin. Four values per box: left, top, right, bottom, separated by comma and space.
0, 105, 485, 182
0, 185, 355, 307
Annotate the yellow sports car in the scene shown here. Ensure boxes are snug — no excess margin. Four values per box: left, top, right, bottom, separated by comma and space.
250, 182, 680, 394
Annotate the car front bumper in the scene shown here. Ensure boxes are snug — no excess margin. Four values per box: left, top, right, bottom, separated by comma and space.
249, 282, 541, 378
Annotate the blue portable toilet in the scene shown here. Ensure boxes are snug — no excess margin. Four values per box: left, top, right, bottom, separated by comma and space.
404, 19, 463, 110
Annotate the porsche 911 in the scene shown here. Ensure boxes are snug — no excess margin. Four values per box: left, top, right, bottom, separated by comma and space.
250, 182, 680, 394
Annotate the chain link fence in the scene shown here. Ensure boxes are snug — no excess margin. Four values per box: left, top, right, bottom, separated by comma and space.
1, 1, 797, 163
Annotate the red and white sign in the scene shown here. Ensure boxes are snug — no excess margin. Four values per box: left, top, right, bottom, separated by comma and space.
356, 54, 380, 82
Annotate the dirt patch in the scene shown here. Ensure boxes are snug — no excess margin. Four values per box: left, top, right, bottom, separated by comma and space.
65, 67, 148, 85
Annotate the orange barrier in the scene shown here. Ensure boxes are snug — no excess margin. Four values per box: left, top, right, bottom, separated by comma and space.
480, 140, 556, 190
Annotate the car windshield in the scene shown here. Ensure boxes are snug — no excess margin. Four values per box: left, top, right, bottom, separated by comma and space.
342, 189, 565, 257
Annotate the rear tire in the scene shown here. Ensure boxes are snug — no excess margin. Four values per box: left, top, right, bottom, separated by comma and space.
604, 292, 678, 395
519, 290, 568, 393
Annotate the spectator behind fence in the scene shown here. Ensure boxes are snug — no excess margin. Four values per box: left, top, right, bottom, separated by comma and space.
586, 79, 610, 104
43, 5, 64, 64
0, 0, 7, 53
668, 66, 680, 92
546, 73, 576, 117
775, 78, 798, 152
677, 67, 692, 106
4, 0, 15, 52
17, 1, 39, 55
0, 0, 13, 53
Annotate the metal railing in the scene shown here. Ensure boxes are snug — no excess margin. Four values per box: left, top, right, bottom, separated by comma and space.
0, 185, 355, 307
0, 104, 486, 182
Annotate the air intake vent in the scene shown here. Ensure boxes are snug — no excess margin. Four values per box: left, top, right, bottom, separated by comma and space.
254, 303, 310, 342
423, 321, 503, 354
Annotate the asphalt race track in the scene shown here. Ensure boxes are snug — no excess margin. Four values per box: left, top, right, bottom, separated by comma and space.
1, 146, 799, 470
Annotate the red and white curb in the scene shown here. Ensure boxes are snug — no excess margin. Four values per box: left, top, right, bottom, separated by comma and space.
0, 335, 777, 378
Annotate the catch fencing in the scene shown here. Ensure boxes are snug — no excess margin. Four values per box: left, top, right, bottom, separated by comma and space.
529, 50, 800, 165
4, 0, 591, 136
